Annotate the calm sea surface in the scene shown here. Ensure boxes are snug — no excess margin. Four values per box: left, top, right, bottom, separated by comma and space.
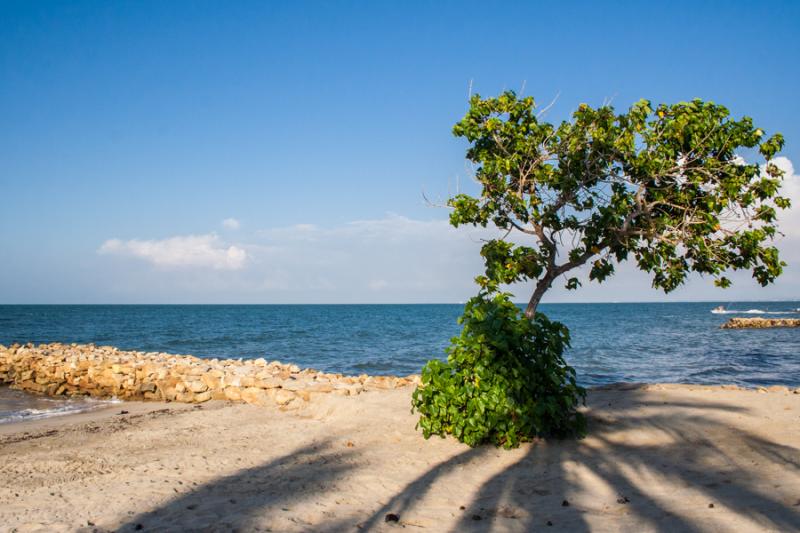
1, 302, 799, 388
2, 302, 798, 422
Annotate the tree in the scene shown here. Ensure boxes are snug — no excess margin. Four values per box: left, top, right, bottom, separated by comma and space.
412, 92, 788, 447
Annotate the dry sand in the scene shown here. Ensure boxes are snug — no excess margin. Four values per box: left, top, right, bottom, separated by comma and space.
0, 384, 798, 532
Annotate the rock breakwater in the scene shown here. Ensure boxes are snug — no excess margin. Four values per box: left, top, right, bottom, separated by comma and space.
0, 343, 418, 409
721, 317, 800, 329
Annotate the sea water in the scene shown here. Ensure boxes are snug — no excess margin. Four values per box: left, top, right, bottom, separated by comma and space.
0, 386, 119, 424
1, 302, 798, 421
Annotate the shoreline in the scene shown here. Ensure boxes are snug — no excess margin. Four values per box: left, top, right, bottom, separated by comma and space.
2, 380, 797, 433
3, 342, 798, 409
0, 399, 190, 439
0, 383, 797, 531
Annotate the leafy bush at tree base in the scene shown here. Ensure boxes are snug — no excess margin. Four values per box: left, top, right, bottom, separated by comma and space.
411, 292, 586, 448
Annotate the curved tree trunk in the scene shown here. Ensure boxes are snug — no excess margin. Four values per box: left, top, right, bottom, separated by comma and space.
525, 275, 554, 319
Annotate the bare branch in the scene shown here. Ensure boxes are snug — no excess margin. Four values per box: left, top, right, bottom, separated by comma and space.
536, 91, 561, 119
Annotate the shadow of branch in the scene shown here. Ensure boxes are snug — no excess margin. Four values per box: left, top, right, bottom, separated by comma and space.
116, 438, 359, 532
355, 388, 800, 532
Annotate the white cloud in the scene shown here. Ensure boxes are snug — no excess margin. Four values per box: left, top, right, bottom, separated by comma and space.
772, 157, 799, 242
222, 218, 241, 230
251, 214, 499, 301
98, 234, 247, 270
93, 216, 497, 302
368, 279, 389, 291
92, 169, 800, 303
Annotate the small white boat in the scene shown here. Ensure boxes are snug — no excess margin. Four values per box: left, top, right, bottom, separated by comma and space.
711, 305, 799, 315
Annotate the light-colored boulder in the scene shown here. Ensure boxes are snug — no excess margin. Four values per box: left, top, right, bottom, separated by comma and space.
176, 392, 195, 403
0, 342, 412, 409
194, 391, 212, 403
240, 387, 270, 406
210, 388, 227, 401
187, 380, 209, 393
281, 379, 309, 391
306, 383, 334, 394
273, 389, 296, 406
224, 386, 242, 401
255, 377, 282, 389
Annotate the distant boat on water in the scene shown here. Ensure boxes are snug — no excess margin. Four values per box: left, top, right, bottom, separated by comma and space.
711, 305, 799, 315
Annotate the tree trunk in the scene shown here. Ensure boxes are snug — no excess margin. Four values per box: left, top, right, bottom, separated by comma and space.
525, 275, 554, 319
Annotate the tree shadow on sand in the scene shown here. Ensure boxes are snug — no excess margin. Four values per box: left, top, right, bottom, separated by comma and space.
357, 388, 800, 532
116, 438, 359, 532
115, 389, 800, 532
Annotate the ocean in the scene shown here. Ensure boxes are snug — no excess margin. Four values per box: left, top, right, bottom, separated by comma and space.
1, 302, 798, 422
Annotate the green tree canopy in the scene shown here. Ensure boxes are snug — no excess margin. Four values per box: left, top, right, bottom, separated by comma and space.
412, 92, 789, 448
449, 92, 789, 316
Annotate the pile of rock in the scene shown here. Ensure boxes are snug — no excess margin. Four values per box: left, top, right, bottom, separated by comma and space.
721, 317, 800, 329
0, 343, 419, 409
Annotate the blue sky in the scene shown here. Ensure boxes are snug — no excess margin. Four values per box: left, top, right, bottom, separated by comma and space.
1, 1, 799, 303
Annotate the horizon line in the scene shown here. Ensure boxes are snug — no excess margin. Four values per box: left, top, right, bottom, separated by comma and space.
1, 299, 799, 306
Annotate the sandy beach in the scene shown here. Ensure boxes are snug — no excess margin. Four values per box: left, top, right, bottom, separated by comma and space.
0, 384, 797, 532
